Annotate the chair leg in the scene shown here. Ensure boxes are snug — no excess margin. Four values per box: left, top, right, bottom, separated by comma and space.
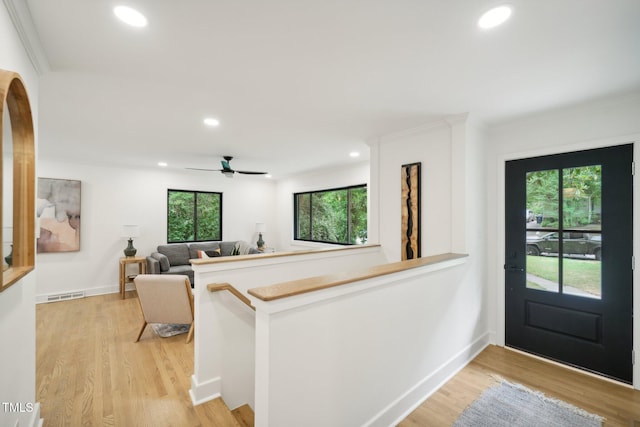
135, 321, 148, 342
186, 323, 194, 344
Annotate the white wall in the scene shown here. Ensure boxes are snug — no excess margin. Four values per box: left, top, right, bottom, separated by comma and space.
370, 122, 453, 261
252, 256, 484, 427
485, 91, 640, 388
190, 245, 387, 409
0, 2, 41, 426
370, 115, 488, 341
275, 162, 369, 252
35, 159, 277, 299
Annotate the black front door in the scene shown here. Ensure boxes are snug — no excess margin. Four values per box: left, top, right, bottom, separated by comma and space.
505, 144, 633, 383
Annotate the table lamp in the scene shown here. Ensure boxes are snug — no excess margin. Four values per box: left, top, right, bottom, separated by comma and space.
122, 225, 140, 257
255, 222, 266, 250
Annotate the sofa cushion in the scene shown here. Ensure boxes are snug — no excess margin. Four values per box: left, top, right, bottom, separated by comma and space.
189, 242, 221, 260
151, 252, 170, 272
165, 265, 195, 286
219, 241, 237, 256
157, 244, 190, 266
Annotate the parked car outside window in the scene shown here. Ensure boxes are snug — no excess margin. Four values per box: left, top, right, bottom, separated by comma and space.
526, 232, 601, 260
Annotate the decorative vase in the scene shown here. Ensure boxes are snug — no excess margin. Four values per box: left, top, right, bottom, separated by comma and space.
4, 244, 12, 266
256, 233, 265, 249
123, 238, 137, 257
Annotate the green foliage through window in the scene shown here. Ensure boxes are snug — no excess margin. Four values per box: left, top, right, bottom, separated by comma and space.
168, 189, 222, 242
294, 185, 367, 245
526, 165, 601, 229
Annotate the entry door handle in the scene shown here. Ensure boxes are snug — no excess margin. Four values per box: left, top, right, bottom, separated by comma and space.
505, 264, 524, 272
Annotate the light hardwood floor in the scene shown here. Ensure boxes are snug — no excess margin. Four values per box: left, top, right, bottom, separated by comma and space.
400, 345, 640, 427
36, 291, 241, 426
37, 292, 640, 426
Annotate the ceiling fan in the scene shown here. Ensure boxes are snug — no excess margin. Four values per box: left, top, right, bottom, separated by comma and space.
187, 156, 268, 178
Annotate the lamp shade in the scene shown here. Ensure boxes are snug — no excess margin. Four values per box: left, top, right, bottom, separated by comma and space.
122, 225, 140, 238
255, 222, 266, 233
2, 227, 12, 243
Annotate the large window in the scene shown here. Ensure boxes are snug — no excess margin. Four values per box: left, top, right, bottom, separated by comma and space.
294, 185, 367, 245
167, 189, 222, 243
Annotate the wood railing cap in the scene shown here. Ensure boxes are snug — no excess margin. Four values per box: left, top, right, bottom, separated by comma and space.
247, 252, 468, 302
191, 243, 381, 265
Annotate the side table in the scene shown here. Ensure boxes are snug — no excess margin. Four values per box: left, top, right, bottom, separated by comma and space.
119, 256, 146, 299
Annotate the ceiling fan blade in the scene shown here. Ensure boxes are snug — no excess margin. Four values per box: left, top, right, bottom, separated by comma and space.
236, 170, 268, 175
186, 167, 223, 172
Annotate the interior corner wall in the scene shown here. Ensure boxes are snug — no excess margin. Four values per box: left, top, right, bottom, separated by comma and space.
484, 91, 640, 388
0, 3, 41, 427
375, 123, 453, 262
35, 159, 277, 300
274, 162, 369, 252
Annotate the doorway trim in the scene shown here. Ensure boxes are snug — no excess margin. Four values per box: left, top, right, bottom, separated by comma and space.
494, 133, 639, 390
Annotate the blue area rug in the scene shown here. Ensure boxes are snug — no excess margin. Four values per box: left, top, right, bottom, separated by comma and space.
452, 380, 603, 427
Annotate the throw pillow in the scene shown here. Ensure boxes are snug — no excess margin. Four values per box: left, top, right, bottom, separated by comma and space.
231, 242, 241, 256
205, 249, 221, 257
197, 250, 210, 259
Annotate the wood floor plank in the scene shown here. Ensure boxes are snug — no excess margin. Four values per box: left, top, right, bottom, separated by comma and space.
36, 291, 241, 427
400, 345, 640, 427
38, 293, 638, 426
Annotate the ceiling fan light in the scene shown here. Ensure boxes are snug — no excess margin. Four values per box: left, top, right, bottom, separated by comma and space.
223, 171, 234, 178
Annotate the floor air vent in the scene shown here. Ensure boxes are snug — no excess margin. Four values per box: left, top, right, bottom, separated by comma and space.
47, 291, 85, 302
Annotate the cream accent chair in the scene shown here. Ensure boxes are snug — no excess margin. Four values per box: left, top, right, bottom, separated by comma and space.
134, 275, 194, 343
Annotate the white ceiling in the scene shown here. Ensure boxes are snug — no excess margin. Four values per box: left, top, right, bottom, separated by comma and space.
18, 0, 640, 178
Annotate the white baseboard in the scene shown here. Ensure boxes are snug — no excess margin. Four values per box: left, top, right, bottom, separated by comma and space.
35, 283, 134, 304
189, 375, 221, 406
364, 331, 491, 427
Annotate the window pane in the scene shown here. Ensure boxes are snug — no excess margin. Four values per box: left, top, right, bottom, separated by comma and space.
562, 165, 601, 299
168, 190, 222, 243
294, 185, 367, 245
196, 192, 221, 241
526, 169, 558, 293
562, 165, 601, 231
526, 169, 559, 231
349, 186, 368, 244
168, 191, 195, 242
562, 236, 601, 299
312, 189, 348, 243
296, 193, 311, 240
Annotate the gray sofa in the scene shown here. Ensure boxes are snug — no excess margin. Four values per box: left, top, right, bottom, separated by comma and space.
146, 241, 259, 286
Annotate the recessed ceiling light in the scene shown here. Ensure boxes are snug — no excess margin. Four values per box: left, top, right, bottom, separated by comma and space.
478, 5, 512, 29
114, 6, 148, 27
349, 152, 360, 158
158, 162, 168, 167
265, 174, 272, 179
204, 117, 220, 127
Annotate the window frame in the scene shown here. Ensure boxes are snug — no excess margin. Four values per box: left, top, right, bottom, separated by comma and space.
293, 184, 367, 245
167, 189, 223, 243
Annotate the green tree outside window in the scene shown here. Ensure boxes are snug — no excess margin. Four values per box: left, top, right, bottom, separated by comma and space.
168, 189, 222, 242
295, 185, 367, 245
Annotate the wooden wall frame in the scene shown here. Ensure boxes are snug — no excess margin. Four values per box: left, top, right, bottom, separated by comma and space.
401, 162, 421, 260
1, 69, 35, 291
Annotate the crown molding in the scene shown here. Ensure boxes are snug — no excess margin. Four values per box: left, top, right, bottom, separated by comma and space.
3, 0, 50, 75
375, 118, 449, 144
